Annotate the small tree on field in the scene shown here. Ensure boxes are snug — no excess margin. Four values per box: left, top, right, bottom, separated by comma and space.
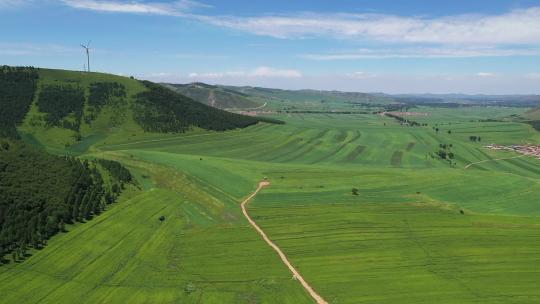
352, 188, 359, 195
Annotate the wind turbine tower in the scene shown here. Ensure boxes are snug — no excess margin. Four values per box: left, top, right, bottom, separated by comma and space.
81, 41, 91, 72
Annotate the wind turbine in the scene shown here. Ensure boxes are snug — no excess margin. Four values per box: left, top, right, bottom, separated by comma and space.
81, 41, 91, 72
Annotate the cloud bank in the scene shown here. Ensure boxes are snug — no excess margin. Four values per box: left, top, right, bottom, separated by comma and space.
61, 0, 209, 16
60, 2, 540, 46
187, 66, 302, 80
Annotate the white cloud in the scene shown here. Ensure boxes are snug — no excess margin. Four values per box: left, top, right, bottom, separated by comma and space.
302, 47, 540, 60
187, 67, 302, 80
55, 2, 540, 47
0, 42, 78, 55
201, 8, 540, 45
171, 53, 228, 59
344, 71, 377, 79
61, 0, 209, 16
251, 66, 302, 78
0, 0, 35, 9
476, 72, 496, 77
188, 71, 245, 79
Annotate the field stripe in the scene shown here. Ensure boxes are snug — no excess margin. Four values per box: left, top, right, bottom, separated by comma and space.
310, 131, 361, 164
391, 151, 403, 167
344, 145, 366, 162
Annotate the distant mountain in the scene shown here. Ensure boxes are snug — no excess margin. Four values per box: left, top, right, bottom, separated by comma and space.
163, 82, 263, 109
391, 94, 540, 107
224, 86, 395, 104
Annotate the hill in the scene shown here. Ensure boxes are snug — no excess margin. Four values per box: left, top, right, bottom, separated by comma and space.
163, 82, 264, 109
524, 106, 540, 120
0, 65, 281, 264
392, 93, 540, 107
225, 86, 395, 105
0, 67, 280, 153
2, 65, 540, 303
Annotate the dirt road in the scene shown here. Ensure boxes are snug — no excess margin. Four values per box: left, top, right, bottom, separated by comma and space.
464, 154, 526, 169
241, 181, 328, 304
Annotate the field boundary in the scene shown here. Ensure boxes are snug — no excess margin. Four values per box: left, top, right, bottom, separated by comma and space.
241, 181, 328, 304
464, 154, 526, 169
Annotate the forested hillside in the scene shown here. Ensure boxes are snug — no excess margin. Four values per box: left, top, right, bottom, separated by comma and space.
0, 66, 284, 264
0, 66, 39, 138
0, 67, 136, 264
0, 140, 134, 263
36, 85, 86, 130
134, 81, 282, 133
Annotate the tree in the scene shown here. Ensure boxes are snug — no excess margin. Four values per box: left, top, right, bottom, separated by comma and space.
352, 188, 359, 195
1, 141, 9, 150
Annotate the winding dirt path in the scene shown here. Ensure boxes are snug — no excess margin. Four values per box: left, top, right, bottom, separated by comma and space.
464, 154, 526, 169
241, 181, 328, 304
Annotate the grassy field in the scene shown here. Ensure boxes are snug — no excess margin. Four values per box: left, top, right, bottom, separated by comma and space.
2, 104, 540, 303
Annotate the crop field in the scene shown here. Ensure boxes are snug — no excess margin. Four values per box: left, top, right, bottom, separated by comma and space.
2, 106, 540, 303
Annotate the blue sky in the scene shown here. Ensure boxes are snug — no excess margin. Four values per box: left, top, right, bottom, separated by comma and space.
1, 0, 540, 93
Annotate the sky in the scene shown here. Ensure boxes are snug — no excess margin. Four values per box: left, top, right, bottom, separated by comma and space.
1, 0, 540, 94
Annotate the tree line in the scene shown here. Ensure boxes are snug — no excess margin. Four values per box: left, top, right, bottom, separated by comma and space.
384, 113, 428, 127
0, 66, 39, 138
469, 136, 482, 142
96, 159, 133, 184
133, 81, 283, 133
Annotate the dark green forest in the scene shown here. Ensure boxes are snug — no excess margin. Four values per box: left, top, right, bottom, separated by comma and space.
88, 82, 126, 109
86, 82, 127, 123
0, 68, 135, 264
0, 66, 39, 138
36, 85, 85, 131
134, 81, 282, 133
96, 159, 133, 184
0, 140, 134, 263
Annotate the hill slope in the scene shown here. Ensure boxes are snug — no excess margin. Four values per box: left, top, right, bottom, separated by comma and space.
0, 67, 280, 153
524, 106, 540, 120
163, 82, 263, 109
226, 86, 395, 105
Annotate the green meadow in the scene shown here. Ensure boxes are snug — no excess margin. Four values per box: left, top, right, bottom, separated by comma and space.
2, 103, 540, 303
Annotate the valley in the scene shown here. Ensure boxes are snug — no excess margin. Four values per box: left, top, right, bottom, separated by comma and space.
1, 68, 540, 303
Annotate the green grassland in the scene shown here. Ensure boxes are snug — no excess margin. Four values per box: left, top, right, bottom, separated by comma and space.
2, 68, 540, 303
